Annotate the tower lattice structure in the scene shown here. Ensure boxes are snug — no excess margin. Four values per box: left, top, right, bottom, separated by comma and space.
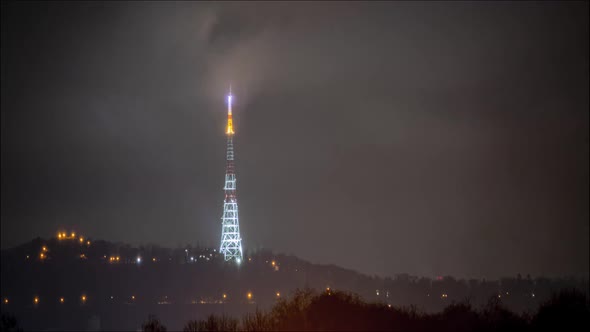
219, 88, 243, 263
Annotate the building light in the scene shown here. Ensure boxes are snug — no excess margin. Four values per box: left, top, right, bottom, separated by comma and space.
131, 295, 135, 300
3, 298, 8, 304
79, 237, 84, 243
223, 294, 227, 299
42, 246, 47, 252
87, 241, 91, 245
71, 232, 76, 238
81, 295, 87, 303
58, 233, 62, 239
271, 261, 276, 266
152, 258, 156, 262
276, 292, 280, 298
60, 297, 65, 304
40, 253, 46, 260
247, 292, 252, 300
136, 257, 142, 264
34, 296, 39, 304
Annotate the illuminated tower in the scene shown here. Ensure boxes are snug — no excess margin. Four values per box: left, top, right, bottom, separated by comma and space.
219, 87, 243, 263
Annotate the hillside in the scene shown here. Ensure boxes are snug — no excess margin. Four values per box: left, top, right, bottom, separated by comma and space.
1, 233, 587, 330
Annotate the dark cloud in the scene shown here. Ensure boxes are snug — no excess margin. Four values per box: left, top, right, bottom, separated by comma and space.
1, 1, 588, 279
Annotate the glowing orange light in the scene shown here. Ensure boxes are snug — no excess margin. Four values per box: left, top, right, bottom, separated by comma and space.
71, 232, 76, 237
271, 261, 276, 266
3, 298, 8, 304
81, 295, 87, 303
79, 237, 84, 243
34, 296, 39, 304
40, 253, 45, 260
247, 292, 252, 300
226, 116, 234, 135
58, 233, 62, 239
276, 292, 280, 297
223, 294, 227, 299
87, 241, 91, 245
42, 246, 47, 252
60, 297, 64, 304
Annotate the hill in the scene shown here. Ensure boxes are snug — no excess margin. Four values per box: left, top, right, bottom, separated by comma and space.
1, 233, 588, 330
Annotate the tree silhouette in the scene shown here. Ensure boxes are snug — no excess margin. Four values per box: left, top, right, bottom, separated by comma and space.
142, 314, 167, 332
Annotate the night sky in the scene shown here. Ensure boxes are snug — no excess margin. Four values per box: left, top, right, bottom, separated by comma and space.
1, 1, 588, 279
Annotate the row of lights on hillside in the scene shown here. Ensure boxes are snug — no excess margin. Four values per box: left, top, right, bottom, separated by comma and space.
3, 295, 88, 305
57, 232, 91, 246
2, 291, 283, 306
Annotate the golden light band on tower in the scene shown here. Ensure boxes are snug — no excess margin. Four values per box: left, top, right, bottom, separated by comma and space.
226, 93, 234, 135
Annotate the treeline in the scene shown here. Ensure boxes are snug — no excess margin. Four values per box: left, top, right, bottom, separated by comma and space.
136, 288, 590, 332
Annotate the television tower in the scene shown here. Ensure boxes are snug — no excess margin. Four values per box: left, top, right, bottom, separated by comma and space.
219, 86, 244, 263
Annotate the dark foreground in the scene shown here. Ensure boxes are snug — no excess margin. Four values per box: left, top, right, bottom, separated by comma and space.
3, 288, 589, 331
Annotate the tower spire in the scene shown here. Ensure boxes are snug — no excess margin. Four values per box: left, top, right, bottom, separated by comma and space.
226, 87, 234, 135
219, 87, 243, 263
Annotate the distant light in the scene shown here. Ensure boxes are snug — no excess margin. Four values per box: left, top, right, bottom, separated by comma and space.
3, 298, 8, 304
190, 256, 194, 262
87, 241, 91, 245
223, 294, 227, 299
110, 296, 114, 300
247, 292, 252, 300
532, 293, 535, 298
81, 295, 87, 303
131, 295, 135, 300
271, 261, 276, 266
42, 246, 47, 252
79, 237, 84, 243
236, 258, 241, 264
136, 257, 142, 264
388, 304, 392, 308
276, 292, 280, 298
152, 257, 156, 262
34, 296, 39, 304
71, 232, 76, 238
58, 234, 62, 239
60, 297, 64, 304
